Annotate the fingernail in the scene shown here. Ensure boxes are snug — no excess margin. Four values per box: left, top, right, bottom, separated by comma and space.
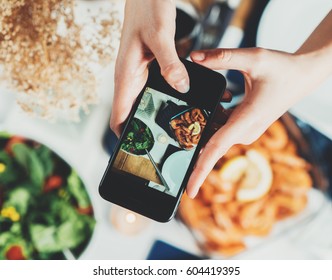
175, 79, 190, 93
192, 52, 205, 61
188, 189, 198, 199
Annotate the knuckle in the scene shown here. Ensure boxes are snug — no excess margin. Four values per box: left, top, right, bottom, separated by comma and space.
154, 24, 172, 38
161, 61, 185, 82
144, 26, 171, 46
253, 47, 267, 57
251, 47, 269, 74
161, 61, 177, 75
216, 49, 232, 63
206, 137, 227, 156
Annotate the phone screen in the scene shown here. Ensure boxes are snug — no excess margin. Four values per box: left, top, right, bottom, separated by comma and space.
100, 58, 226, 222
112, 86, 210, 197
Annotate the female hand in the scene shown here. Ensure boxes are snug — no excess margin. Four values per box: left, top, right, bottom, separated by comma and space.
110, 0, 189, 136
186, 46, 332, 198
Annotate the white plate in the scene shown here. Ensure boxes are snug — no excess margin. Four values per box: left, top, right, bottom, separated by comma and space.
162, 150, 194, 196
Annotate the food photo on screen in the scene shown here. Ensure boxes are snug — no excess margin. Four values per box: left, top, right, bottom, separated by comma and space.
112, 87, 210, 197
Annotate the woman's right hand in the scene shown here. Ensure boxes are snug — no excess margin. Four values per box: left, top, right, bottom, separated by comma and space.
110, 0, 189, 136
185, 10, 332, 198
186, 46, 331, 198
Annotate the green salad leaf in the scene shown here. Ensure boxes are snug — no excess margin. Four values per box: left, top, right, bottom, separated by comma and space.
30, 225, 60, 253
12, 143, 45, 188
0, 135, 96, 260
0, 151, 17, 185
35, 145, 54, 179
67, 171, 91, 209
4, 187, 32, 216
0, 131, 11, 138
120, 118, 154, 155
29, 199, 95, 254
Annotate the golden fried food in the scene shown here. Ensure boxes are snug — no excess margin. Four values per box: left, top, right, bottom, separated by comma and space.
170, 118, 183, 130
179, 198, 211, 228
272, 193, 308, 219
240, 199, 277, 236
260, 120, 288, 150
191, 108, 207, 125
179, 119, 312, 257
271, 151, 310, 169
170, 108, 206, 149
205, 242, 246, 257
184, 111, 192, 124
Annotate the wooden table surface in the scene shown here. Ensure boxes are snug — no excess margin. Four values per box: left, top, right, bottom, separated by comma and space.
114, 150, 162, 185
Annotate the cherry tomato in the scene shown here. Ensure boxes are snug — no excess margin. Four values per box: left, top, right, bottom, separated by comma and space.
77, 205, 93, 215
44, 175, 63, 192
5, 136, 25, 154
6, 245, 26, 260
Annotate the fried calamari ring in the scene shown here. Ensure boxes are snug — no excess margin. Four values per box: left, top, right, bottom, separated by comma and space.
170, 119, 183, 129
184, 111, 193, 124
260, 120, 288, 150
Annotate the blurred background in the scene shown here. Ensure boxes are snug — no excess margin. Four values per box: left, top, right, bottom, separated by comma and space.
0, 0, 332, 260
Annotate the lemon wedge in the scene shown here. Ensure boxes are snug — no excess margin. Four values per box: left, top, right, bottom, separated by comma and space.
189, 121, 201, 135
218, 155, 249, 191
217, 149, 273, 201
236, 150, 273, 202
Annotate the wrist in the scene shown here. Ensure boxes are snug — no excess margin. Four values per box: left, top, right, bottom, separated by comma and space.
294, 10, 332, 78
295, 44, 332, 81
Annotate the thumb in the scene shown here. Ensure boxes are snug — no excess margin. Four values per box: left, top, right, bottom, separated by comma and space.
149, 38, 190, 93
190, 48, 263, 73
186, 99, 270, 198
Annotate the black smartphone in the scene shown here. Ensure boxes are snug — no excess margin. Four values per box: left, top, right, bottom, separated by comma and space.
99, 58, 226, 222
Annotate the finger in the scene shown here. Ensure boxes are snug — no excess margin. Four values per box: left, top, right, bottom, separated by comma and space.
110, 41, 149, 137
110, 72, 148, 137
186, 128, 233, 198
190, 48, 261, 73
149, 36, 190, 93
186, 99, 269, 198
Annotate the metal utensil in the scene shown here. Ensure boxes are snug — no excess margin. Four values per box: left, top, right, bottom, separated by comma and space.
144, 149, 170, 192
62, 248, 76, 260
194, 1, 235, 50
